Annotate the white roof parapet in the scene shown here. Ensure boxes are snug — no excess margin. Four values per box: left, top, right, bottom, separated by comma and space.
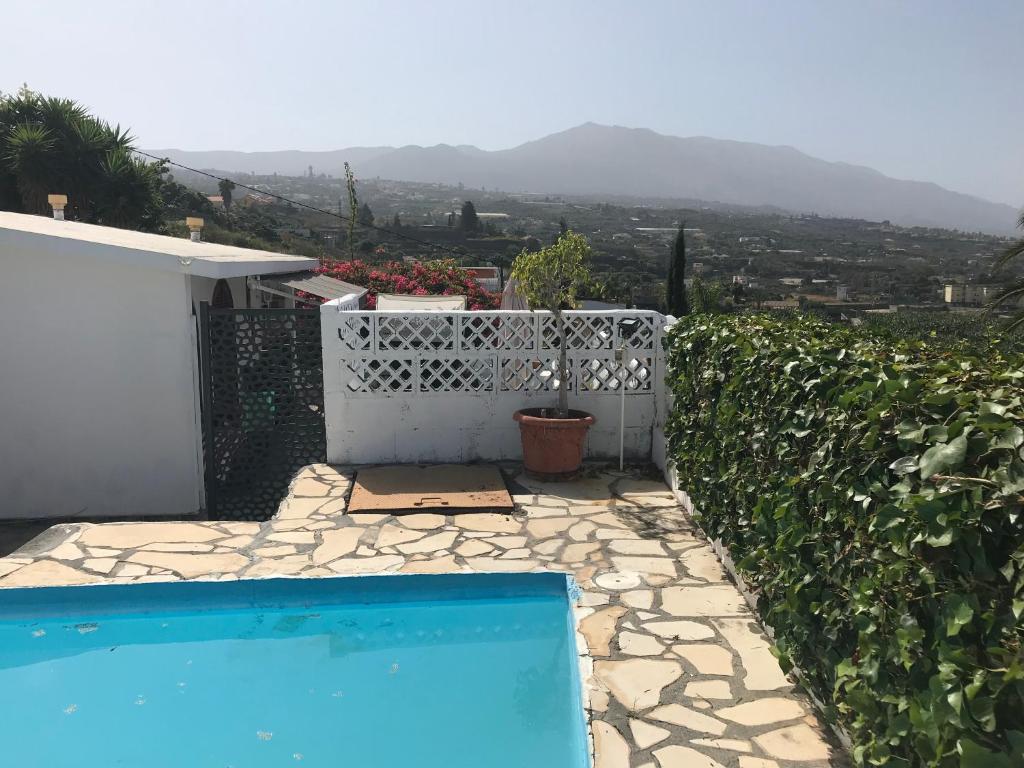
0, 211, 317, 279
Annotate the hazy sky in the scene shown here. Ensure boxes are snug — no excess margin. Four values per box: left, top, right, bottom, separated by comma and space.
3, 0, 1021, 206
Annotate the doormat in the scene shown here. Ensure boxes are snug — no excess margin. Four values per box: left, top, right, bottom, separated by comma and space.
348, 464, 515, 513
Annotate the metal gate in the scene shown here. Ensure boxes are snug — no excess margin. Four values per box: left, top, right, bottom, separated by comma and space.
198, 304, 325, 520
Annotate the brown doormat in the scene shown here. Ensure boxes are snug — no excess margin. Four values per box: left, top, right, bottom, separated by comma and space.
348, 464, 514, 513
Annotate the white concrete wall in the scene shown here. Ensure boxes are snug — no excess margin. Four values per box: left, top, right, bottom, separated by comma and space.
321, 307, 667, 465
0, 244, 203, 519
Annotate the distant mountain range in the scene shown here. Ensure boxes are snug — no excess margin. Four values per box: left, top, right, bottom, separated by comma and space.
147, 123, 1019, 234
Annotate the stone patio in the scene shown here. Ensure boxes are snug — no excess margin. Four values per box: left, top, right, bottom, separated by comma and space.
0, 465, 844, 768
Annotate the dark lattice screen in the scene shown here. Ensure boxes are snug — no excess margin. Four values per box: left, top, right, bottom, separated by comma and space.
199, 305, 325, 520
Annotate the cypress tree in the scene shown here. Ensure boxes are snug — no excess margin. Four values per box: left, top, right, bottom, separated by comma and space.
667, 224, 689, 315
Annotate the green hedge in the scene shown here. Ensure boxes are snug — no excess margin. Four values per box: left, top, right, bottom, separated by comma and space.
664, 314, 1024, 767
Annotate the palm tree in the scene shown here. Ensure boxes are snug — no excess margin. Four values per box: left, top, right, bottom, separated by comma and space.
986, 212, 1024, 330
0, 87, 164, 230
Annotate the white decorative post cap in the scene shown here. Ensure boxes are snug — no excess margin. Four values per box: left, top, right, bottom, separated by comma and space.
48, 194, 68, 220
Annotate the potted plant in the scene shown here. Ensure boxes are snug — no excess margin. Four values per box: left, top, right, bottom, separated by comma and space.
510, 231, 595, 478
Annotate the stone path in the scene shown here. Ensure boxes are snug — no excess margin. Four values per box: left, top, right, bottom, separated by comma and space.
0, 465, 843, 768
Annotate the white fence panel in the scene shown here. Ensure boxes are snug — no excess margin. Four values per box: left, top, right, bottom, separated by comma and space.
321, 307, 667, 464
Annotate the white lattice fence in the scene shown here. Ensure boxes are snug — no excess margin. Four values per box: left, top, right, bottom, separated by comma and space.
320, 308, 667, 464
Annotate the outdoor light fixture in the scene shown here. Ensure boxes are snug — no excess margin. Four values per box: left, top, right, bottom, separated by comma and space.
47, 194, 67, 221
186, 217, 204, 242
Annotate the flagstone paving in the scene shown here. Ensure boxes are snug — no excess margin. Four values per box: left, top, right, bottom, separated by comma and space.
0, 464, 843, 768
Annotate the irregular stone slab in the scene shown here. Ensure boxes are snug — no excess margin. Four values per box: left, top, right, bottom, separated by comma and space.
653, 745, 726, 768
526, 517, 574, 538
713, 618, 791, 691
753, 724, 831, 762
594, 659, 682, 710
48, 542, 85, 561
217, 535, 255, 549
82, 558, 118, 575
326, 555, 404, 574
642, 620, 715, 641
673, 644, 734, 676
592, 720, 631, 768
487, 536, 527, 549
629, 719, 670, 749
0, 560, 100, 587
462, 557, 539, 573
312, 527, 363, 565
276, 497, 328, 519
579, 591, 611, 607
589, 512, 629, 528
533, 539, 562, 555
597, 527, 640, 540
398, 513, 447, 530
718, 698, 806, 726
619, 631, 664, 656
400, 555, 458, 574
375, 524, 427, 548
569, 521, 597, 541
684, 680, 733, 699
611, 557, 676, 578
396, 531, 458, 555
221, 522, 261, 535
291, 478, 331, 496
453, 514, 522, 534
621, 589, 654, 609
594, 572, 643, 590
142, 542, 216, 553
455, 539, 493, 557
114, 563, 149, 577
245, 555, 311, 577
315, 497, 349, 517
500, 548, 531, 559
267, 531, 316, 545
662, 585, 747, 617
678, 547, 727, 582
621, 495, 679, 509
648, 704, 727, 736
691, 738, 752, 753
580, 606, 628, 656
253, 545, 297, 558
348, 513, 388, 525
561, 542, 601, 563
609, 539, 666, 556
126, 551, 248, 579
738, 758, 780, 768
78, 523, 223, 549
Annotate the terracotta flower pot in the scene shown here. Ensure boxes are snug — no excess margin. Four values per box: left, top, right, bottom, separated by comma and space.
513, 408, 595, 479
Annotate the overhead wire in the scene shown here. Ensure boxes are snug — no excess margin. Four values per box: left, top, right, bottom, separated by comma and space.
135, 150, 471, 258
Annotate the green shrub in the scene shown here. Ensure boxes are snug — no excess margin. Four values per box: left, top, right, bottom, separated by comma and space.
665, 313, 1024, 767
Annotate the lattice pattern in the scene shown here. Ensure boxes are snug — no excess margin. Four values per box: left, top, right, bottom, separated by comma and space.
343, 358, 415, 393
335, 314, 372, 351
459, 314, 536, 351
421, 358, 495, 392
579, 356, 654, 392
331, 311, 661, 398
500, 357, 570, 392
541, 315, 615, 351
376, 314, 455, 351
201, 308, 325, 521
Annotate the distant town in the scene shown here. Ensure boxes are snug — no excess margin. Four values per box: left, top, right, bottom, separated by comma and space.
174, 164, 1021, 317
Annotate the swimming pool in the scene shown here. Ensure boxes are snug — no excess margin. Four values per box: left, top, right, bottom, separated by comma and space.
0, 573, 589, 768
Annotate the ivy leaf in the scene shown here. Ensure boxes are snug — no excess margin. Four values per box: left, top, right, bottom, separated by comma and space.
945, 595, 974, 637
919, 434, 967, 478
889, 456, 918, 476
958, 738, 1013, 768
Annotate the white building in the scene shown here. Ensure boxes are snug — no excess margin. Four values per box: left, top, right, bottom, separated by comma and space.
0, 212, 318, 520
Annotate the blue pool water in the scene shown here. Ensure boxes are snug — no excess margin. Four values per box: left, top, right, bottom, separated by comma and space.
0, 574, 588, 768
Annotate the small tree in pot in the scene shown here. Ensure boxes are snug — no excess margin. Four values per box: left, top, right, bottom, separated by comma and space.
510, 231, 595, 477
